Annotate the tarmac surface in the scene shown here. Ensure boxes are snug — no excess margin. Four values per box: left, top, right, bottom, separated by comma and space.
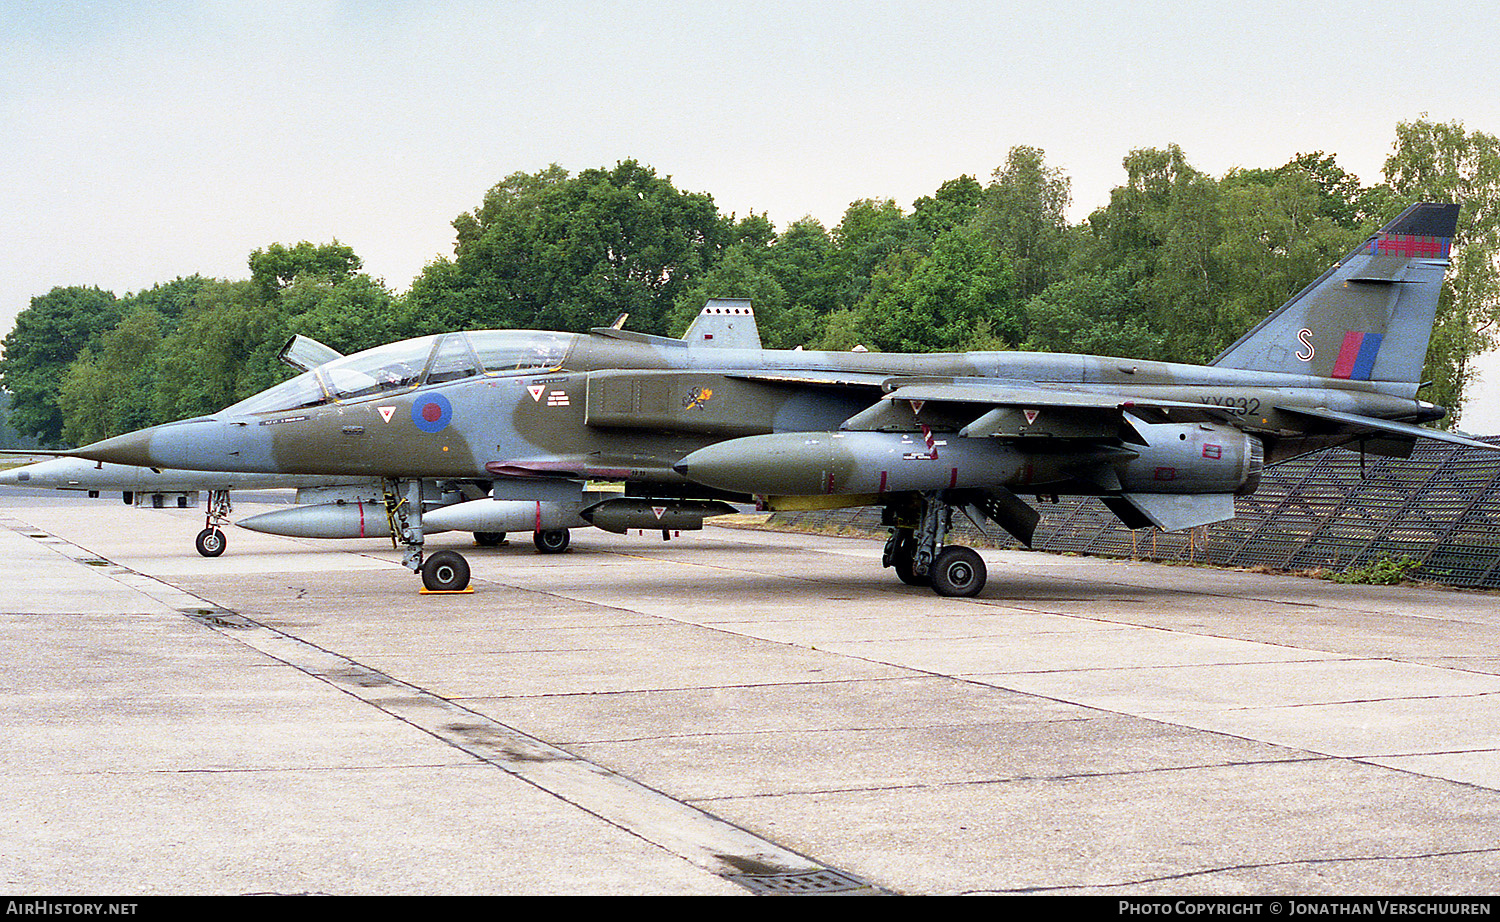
3, 487, 1500, 895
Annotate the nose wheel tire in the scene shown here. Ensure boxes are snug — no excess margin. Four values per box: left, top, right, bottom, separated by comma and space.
533, 528, 571, 554
421, 550, 471, 592
195, 527, 227, 558
930, 546, 986, 597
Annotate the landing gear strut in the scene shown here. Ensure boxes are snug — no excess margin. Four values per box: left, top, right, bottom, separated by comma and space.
882, 492, 987, 597
385, 478, 472, 592
195, 488, 232, 557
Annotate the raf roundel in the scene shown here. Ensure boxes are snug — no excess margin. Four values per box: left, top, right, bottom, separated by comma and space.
411, 394, 454, 433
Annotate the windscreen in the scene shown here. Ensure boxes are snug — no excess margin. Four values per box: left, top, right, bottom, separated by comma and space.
221, 370, 330, 416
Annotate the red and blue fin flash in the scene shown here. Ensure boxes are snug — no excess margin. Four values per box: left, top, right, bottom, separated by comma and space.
1331, 331, 1383, 380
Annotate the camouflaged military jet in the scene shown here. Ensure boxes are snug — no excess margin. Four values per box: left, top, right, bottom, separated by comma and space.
1, 338, 612, 560
0, 455, 373, 557
66, 202, 1497, 596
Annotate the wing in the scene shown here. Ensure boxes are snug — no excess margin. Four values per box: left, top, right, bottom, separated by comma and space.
844, 380, 1233, 442
842, 380, 1247, 541
1274, 406, 1498, 453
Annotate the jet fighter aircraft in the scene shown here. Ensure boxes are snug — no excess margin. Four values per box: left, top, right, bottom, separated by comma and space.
66, 203, 1497, 596
0, 455, 640, 559
2, 336, 625, 560
0, 455, 371, 556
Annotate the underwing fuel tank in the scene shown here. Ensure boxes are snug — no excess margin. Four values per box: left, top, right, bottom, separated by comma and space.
674, 425, 1263, 497
236, 498, 595, 538
420, 498, 591, 533
674, 431, 1038, 496
236, 502, 396, 539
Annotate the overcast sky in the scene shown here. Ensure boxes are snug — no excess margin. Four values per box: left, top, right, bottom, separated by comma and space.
3, 0, 1498, 429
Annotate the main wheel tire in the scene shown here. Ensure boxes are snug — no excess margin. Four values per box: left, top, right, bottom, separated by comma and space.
533, 528, 570, 554
421, 550, 471, 592
892, 542, 930, 586
931, 546, 986, 597
195, 527, 227, 558
473, 531, 506, 547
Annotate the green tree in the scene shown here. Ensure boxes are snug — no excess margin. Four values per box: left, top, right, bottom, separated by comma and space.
151, 280, 282, 422
977, 146, 1072, 300
249, 241, 363, 301
281, 273, 399, 355
1079, 146, 1225, 362
1278, 152, 1392, 230
0, 391, 41, 450
1092, 145, 1202, 273
825, 198, 916, 311
1384, 117, 1500, 424
0, 286, 122, 445
912, 174, 983, 241
850, 226, 1017, 353
1214, 168, 1363, 348
763, 217, 841, 319
1024, 269, 1163, 359
407, 161, 731, 337
667, 214, 836, 348
664, 242, 791, 343
58, 307, 166, 444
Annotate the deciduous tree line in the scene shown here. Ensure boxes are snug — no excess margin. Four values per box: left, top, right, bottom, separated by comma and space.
3, 118, 1497, 447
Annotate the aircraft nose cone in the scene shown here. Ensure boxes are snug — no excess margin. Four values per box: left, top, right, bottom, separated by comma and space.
72, 428, 159, 468
69, 415, 273, 472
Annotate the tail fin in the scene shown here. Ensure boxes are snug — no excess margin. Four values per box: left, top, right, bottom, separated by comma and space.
1211, 202, 1459, 387
682, 298, 762, 349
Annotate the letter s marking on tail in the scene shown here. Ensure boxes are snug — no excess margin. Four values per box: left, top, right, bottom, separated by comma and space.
1296, 329, 1315, 362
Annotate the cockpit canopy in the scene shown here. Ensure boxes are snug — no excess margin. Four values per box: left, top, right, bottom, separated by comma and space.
223, 330, 575, 416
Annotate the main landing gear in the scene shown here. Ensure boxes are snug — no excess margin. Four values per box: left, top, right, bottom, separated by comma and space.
194, 488, 232, 558
882, 492, 988, 598
385, 480, 577, 592
533, 528, 570, 553
474, 529, 572, 553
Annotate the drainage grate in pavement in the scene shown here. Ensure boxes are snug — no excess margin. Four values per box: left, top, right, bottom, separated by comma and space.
182, 608, 256, 629
728, 868, 879, 895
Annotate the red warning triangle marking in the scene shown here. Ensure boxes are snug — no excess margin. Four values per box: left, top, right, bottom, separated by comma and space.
527, 384, 546, 402
1023, 409, 1039, 425
377, 406, 396, 423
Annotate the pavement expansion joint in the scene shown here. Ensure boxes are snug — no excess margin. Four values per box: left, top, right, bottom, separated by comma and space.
7, 522, 885, 896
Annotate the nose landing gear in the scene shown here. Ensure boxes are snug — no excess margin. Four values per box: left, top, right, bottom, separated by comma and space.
194, 488, 233, 558
386, 478, 474, 593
